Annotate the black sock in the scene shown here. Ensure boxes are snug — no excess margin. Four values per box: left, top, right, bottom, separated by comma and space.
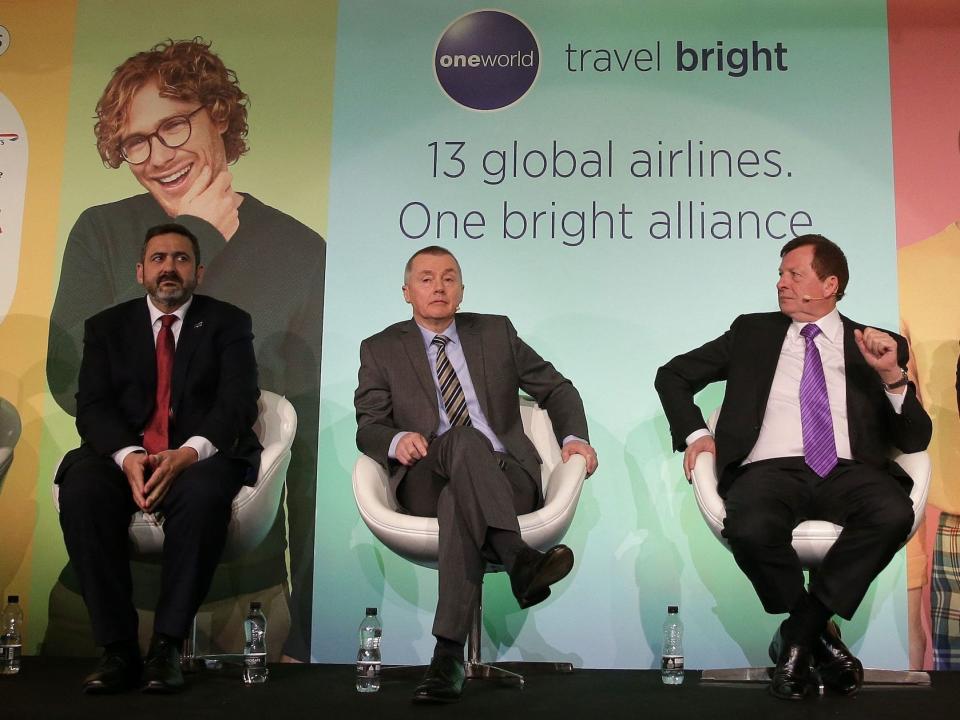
487, 528, 529, 573
782, 591, 832, 646
433, 636, 465, 660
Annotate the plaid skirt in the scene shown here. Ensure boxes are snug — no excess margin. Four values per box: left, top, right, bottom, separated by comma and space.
933, 512, 960, 669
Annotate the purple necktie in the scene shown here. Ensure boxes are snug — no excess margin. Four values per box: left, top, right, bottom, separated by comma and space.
799, 323, 838, 477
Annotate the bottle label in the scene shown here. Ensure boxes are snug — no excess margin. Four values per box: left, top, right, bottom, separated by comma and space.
244, 652, 266, 669
661, 655, 684, 671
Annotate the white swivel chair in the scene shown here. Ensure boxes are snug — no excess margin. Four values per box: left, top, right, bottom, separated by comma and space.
692, 408, 931, 686
352, 397, 588, 686
53, 390, 297, 663
0, 397, 22, 490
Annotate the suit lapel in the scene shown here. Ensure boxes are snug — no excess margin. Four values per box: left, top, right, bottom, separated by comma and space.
132, 299, 157, 398
457, 315, 491, 420
399, 320, 439, 409
840, 314, 869, 453
754, 313, 791, 419
171, 296, 205, 413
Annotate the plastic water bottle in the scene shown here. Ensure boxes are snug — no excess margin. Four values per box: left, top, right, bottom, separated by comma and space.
242, 601, 268, 684
356, 607, 382, 693
661, 605, 684, 685
1, 595, 23, 675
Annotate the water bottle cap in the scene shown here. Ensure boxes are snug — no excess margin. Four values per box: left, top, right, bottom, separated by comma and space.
250, 601, 262, 610
667, 605, 679, 613
365, 607, 377, 616
7, 595, 18, 604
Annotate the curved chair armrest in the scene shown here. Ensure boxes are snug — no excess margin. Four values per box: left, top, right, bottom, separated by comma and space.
0, 448, 13, 486
0, 397, 22, 488
352, 454, 440, 568
893, 450, 932, 538
520, 454, 587, 550
690, 451, 725, 545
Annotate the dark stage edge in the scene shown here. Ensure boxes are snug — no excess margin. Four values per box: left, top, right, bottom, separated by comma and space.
3, 658, 958, 720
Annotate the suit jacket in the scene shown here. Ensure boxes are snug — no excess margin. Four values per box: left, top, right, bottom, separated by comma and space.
655, 311, 932, 496
354, 313, 589, 498
55, 294, 262, 485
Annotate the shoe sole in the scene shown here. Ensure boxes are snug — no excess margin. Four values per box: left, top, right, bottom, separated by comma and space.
412, 692, 461, 704
518, 547, 574, 609
141, 681, 184, 694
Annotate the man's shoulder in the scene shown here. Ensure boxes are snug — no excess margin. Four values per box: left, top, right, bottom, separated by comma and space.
361, 319, 415, 347
838, 313, 904, 344
730, 311, 787, 328
188, 294, 252, 324
456, 312, 511, 333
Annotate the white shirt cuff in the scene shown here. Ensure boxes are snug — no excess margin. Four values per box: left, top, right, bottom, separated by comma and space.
685, 428, 713, 447
885, 389, 906, 414
388, 432, 409, 460
113, 445, 145, 469
182, 436, 217, 461
561, 435, 587, 447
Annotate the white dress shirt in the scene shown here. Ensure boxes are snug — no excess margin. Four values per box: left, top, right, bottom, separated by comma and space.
686, 308, 905, 465
112, 296, 216, 468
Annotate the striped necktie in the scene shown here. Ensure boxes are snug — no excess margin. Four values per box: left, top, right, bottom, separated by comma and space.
799, 323, 838, 477
432, 335, 471, 428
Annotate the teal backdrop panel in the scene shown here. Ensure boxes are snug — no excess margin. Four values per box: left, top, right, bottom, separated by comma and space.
315, 0, 903, 668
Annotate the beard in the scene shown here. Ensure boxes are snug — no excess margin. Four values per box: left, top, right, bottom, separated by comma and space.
146, 272, 197, 309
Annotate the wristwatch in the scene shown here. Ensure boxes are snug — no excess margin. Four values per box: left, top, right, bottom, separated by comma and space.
882, 367, 909, 391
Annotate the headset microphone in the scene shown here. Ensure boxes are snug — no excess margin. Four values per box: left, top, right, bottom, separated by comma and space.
801, 292, 836, 303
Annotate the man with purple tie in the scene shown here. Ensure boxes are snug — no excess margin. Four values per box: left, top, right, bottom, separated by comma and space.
655, 235, 931, 700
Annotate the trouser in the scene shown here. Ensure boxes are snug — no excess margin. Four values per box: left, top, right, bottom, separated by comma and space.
397, 427, 539, 643
932, 511, 960, 669
721, 457, 914, 620
58, 453, 244, 646
41, 580, 291, 661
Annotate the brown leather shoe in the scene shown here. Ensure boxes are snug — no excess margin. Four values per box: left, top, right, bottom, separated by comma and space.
812, 620, 863, 695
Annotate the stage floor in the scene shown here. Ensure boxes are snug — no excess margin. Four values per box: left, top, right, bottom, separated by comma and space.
3, 658, 957, 720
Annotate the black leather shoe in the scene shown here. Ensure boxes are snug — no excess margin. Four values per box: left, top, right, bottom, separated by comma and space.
768, 629, 813, 701
141, 635, 184, 693
82, 651, 142, 694
509, 545, 574, 609
412, 655, 465, 703
812, 620, 863, 696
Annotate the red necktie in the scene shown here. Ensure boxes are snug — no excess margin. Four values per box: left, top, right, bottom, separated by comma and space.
143, 314, 177, 454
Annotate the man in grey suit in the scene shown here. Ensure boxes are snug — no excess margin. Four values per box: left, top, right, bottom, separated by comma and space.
355, 246, 598, 703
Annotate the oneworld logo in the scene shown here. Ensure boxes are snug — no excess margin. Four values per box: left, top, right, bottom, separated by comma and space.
434, 10, 540, 112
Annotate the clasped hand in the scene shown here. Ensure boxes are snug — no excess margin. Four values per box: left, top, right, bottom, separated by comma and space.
122, 447, 199, 512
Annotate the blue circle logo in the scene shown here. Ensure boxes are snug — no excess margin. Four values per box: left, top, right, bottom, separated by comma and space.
434, 10, 540, 112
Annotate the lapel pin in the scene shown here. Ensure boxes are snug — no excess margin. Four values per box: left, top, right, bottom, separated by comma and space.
193, 321, 204, 329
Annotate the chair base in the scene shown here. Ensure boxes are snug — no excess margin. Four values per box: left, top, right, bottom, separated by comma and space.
700, 666, 930, 689
182, 654, 246, 671
466, 659, 574, 687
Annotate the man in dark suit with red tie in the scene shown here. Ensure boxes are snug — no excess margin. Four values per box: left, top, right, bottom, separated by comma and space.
56, 223, 260, 693
655, 235, 931, 700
